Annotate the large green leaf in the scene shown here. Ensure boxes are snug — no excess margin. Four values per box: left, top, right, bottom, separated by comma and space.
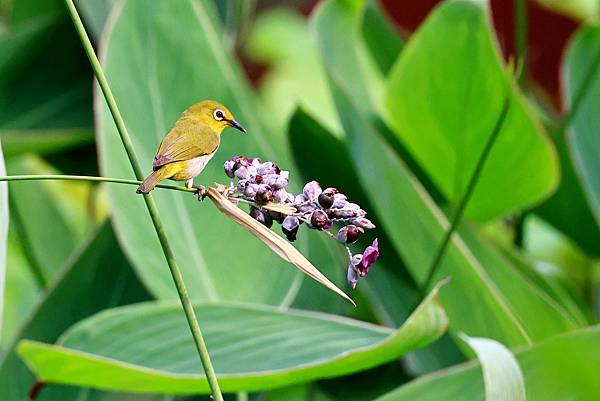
18, 283, 447, 394
563, 23, 600, 227
461, 335, 526, 401
97, 0, 307, 303
0, 223, 150, 401
245, 7, 339, 134
535, 130, 600, 257
6, 156, 79, 285
313, 0, 577, 347
0, 140, 7, 341
376, 326, 600, 401
0, 8, 94, 159
385, 0, 558, 221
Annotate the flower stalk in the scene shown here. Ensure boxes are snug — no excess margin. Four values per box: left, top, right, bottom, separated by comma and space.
63, 1, 224, 399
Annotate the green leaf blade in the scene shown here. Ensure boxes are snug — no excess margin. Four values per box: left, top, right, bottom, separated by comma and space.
0, 140, 7, 342
384, 0, 558, 221
17, 284, 448, 394
461, 334, 526, 401
563, 22, 600, 227
96, 0, 300, 304
313, 0, 579, 346
376, 326, 600, 401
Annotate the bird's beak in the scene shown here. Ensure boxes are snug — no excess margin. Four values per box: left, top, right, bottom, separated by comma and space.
227, 119, 246, 133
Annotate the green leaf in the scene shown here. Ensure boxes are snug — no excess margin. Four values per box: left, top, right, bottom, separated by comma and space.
1, 230, 38, 352
461, 334, 526, 401
245, 7, 339, 134
97, 0, 305, 303
0, 223, 150, 401
0, 139, 7, 341
385, 0, 558, 221
6, 156, 77, 286
360, 0, 404, 75
0, 14, 94, 158
17, 283, 447, 394
375, 326, 600, 401
74, 0, 116, 39
534, 0, 599, 21
535, 131, 600, 257
563, 23, 600, 228
314, 0, 578, 347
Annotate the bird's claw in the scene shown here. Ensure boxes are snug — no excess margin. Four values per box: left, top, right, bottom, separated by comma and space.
193, 185, 207, 201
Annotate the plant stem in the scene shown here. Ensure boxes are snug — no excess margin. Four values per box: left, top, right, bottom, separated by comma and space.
420, 94, 512, 294
0, 174, 195, 193
514, 0, 527, 89
63, 1, 224, 400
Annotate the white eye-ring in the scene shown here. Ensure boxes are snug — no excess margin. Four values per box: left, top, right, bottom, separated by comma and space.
213, 109, 225, 121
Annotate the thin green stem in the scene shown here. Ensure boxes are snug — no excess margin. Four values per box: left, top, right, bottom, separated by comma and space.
0, 174, 195, 192
421, 94, 512, 294
514, 0, 527, 88
64, 1, 224, 400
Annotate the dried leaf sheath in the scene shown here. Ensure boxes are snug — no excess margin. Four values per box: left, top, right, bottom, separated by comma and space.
206, 188, 355, 306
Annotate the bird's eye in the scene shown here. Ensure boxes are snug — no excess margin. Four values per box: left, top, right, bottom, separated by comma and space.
213, 109, 225, 121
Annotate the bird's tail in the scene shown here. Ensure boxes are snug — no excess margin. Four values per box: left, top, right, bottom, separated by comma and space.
136, 168, 169, 194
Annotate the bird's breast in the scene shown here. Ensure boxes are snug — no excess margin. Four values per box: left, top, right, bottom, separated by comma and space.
170, 153, 215, 181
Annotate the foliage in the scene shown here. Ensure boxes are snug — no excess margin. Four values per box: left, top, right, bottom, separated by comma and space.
1, 0, 599, 400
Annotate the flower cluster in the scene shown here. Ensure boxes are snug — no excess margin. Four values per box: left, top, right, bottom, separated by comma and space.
224, 155, 379, 288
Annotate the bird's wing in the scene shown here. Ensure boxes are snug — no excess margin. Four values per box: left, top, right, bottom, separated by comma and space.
152, 118, 219, 170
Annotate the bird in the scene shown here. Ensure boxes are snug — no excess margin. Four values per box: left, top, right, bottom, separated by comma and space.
136, 100, 246, 194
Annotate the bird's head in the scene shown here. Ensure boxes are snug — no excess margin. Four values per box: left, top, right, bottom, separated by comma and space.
185, 100, 246, 135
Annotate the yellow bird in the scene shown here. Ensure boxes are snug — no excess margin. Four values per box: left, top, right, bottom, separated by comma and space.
136, 100, 246, 194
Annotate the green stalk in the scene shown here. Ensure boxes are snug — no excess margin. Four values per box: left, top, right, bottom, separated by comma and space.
421, 94, 512, 294
63, 1, 224, 400
0, 174, 195, 193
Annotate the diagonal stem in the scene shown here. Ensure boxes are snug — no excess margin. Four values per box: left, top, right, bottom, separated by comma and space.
420, 94, 512, 295
63, 1, 224, 400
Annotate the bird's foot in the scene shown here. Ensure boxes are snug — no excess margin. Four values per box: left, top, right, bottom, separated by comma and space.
193, 185, 207, 201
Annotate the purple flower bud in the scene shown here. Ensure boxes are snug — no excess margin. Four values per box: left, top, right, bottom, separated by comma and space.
310, 209, 332, 229
273, 188, 292, 203
303, 181, 322, 201
333, 193, 347, 208
351, 217, 376, 230
273, 171, 289, 189
347, 266, 358, 289
224, 161, 236, 178
258, 162, 276, 175
263, 174, 279, 187
337, 225, 361, 244
337, 203, 363, 219
355, 239, 379, 277
282, 215, 300, 242
224, 156, 247, 178
237, 180, 248, 192
250, 207, 273, 228
254, 184, 273, 204
295, 194, 308, 204
234, 166, 250, 180
243, 183, 259, 199
318, 188, 337, 209
297, 203, 316, 213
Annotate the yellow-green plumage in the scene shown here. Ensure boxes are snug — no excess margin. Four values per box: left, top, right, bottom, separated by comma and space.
137, 100, 245, 194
